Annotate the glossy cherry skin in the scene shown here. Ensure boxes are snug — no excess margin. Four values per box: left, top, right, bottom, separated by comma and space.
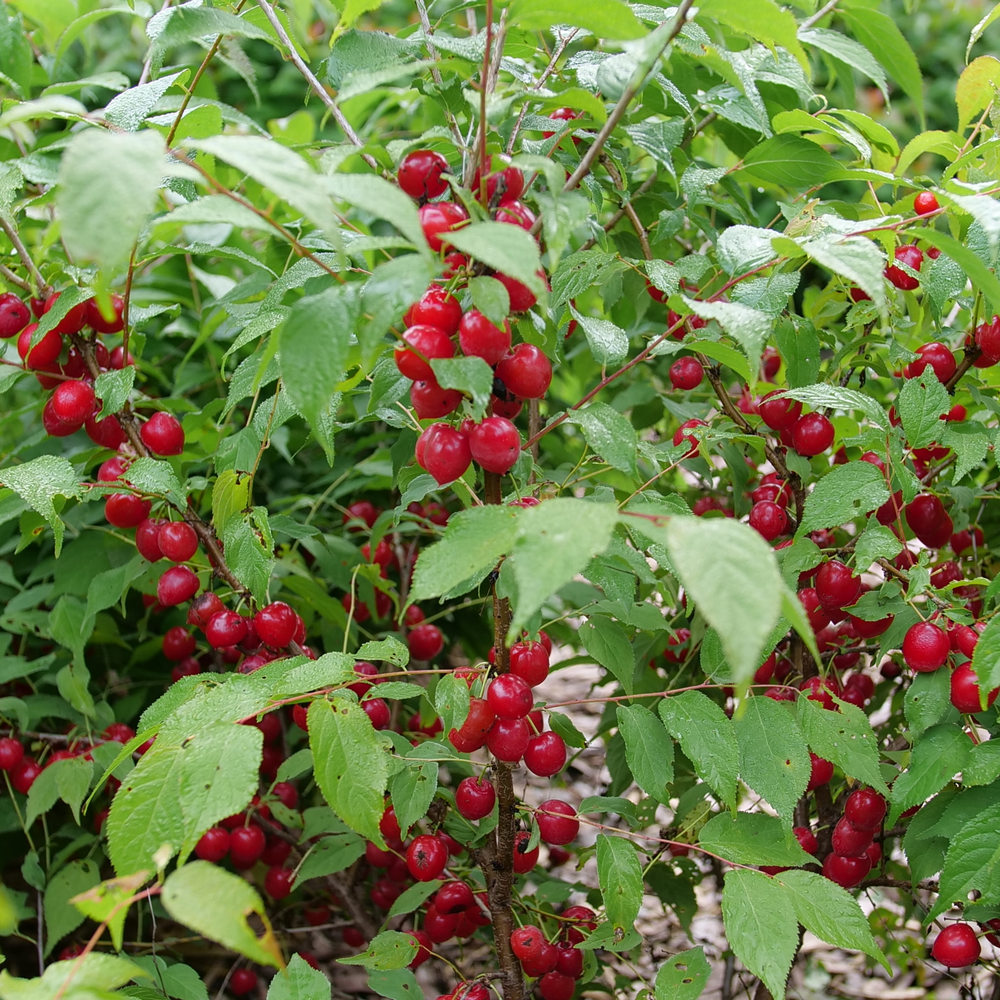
486, 717, 530, 762
511, 925, 545, 961
435, 880, 474, 914
469, 417, 521, 474
669, 356, 703, 390
674, 418, 706, 457
495, 344, 552, 400
105, 493, 151, 529
86, 411, 125, 449
914, 191, 939, 216
472, 163, 524, 203
902, 621, 949, 672
791, 412, 835, 456
843, 788, 886, 830
411, 379, 462, 419
905, 494, 953, 548
459, 310, 511, 366
343, 500, 379, 530
807, 753, 834, 791
456, 775, 497, 820
51, 381, 95, 426
950, 661, 999, 713
495, 198, 536, 231
815, 560, 862, 612
749, 501, 787, 541
419, 425, 472, 486
538, 973, 575, 1000
408, 285, 463, 335
195, 826, 230, 862
206, 611, 249, 649
18, 324, 62, 369
395, 324, 455, 381
406, 834, 448, 881
229, 825, 266, 869
822, 852, 871, 888
509, 640, 549, 686
255, 602, 298, 648
757, 391, 802, 430
904, 342, 956, 383
0, 294, 29, 338
418, 201, 469, 252
932, 923, 981, 967
512, 830, 540, 873
487, 673, 533, 718
229, 970, 258, 997
495, 272, 540, 312
794, 825, 818, 855
158, 521, 198, 562
831, 817, 873, 857
141, 412, 185, 455
397, 150, 450, 200
85, 294, 125, 333
537, 800, 579, 845
524, 732, 568, 777
157, 566, 200, 607
0, 738, 25, 772
408, 623, 444, 660
449, 698, 496, 752
264, 865, 295, 900
162, 626, 196, 661
885, 244, 923, 290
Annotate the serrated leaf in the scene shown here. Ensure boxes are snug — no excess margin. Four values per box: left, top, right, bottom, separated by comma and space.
796, 461, 889, 537
682, 297, 771, 377
781, 384, 888, 429
853, 524, 902, 571
294, 834, 366, 884
889, 724, 970, 823
654, 947, 710, 1000
340, 930, 417, 970
579, 616, 634, 693
325, 173, 427, 254
739, 135, 839, 187
444, 222, 543, 298
659, 691, 739, 809
569, 306, 629, 366
94, 367, 135, 419
566, 402, 638, 474
389, 743, 438, 834
929, 803, 1000, 920
0, 455, 81, 556
698, 813, 813, 867
716, 226, 783, 276
734, 697, 810, 825
356, 638, 409, 668
596, 834, 643, 932
616, 705, 674, 803
105, 72, 186, 131
798, 29, 888, 102
721, 869, 797, 1000
972, 614, 1000, 694
797, 233, 887, 309
366, 969, 422, 1000
897, 370, 950, 449
43, 860, 100, 956
775, 869, 888, 966
267, 954, 330, 1000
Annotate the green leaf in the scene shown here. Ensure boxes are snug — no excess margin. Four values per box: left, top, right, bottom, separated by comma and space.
796, 696, 889, 796
366, 969, 422, 1000
355, 639, 409, 669
444, 223, 543, 298
972, 615, 1000, 696
659, 691, 739, 810
222, 508, 276, 607
853, 524, 902, 571
508, 499, 619, 633
616, 705, 674, 803
0, 9, 32, 99
625, 120, 685, 173
104, 72, 186, 132
162, 862, 283, 968
721, 869, 797, 1000
799, 29, 888, 101
566, 402, 638, 474
797, 234, 887, 309
385, 881, 441, 920
294, 833, 366, 883
918, 228, 1000, 316
965, 741, 1000, 786
0, 953, 148, 999
698, 812, 813, 867
689, 339, 753, 386
595, 834, 643, 933
57, 129, 164, 274
840, 7, 924, 126
781, 384, 888, 429
569, 307, 629, 366
281, 286, 359, 464
956, 56, 1000, 132
94, 366, 135, 419
774, 869, 888, 967
508, 0, 645, 39
904, 670, 953, 739
434, 673, 470, 740
340, 930, 417, 970
552, 250, 620, 308
579, 616, 634, 693
929, 803, 1000, 920
309, 698, 389, 845
682, 297, 771, 377
890, 724, 971, 824
150, 6, 271, 57
429, 356, 494, 423
43, 860, 100, 956
796, 461, 889, 537
0, 456, 81, 556
968, 2, 1000, 60
26, 756, 92, 827
739, 135, 840, 188
548, 711, 588, 749
267, 954, 331, 1000
325, 174, 427, 254
467, 276, 510, 328
389, 744, 438, 834
698, 0, 806, 69
660, 517, 782, 683
734, 697, 810, 825
361, 255, 435, 359
654, 947, 711, 1000
897, 370, 950, 449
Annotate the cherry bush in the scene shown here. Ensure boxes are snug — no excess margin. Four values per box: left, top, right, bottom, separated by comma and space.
1, 0, 1000, 999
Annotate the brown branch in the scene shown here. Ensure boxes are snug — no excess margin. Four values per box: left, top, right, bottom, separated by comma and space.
601, 154, 650, 260
1, 218, 47, 294
579, 173, 658, 251
0, 262, 32, 293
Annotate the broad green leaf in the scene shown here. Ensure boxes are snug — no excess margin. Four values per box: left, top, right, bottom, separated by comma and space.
508, 499, 619, 634
596, 834, 643, 932
904, 670, 953, 738
739, 135, 840, 187
281, 285, 360, 464
149, 6, 272, 57
690, 339, 753, 385
896, 131, 961, 177
896, 369, 950, 449
389, 743, 439, 834
340, 930, 418, 970
721, 869, 797, 1000
0, 953, 148, 999
734, 697, 810, 825
661, 517, 782, 682
162, 862, 283, 968
929, 803, 1000, 920
569, 308, 629, 366
968, 2, 1000, 60
796, 696, 889, 795
796, 461, 889, 537
798, 28, 888, 102
325, 173, 428, 253
444, 223, 544, 298
267, 954, 331, 1000
508, 0, 645, 39
698, 813, 813, 867
659, 691, 739, 809
71, 872, 149, 953
57, 129, 164, 273
965, 741, 1000, 786
104, 72, 186, 132
716, 226, 783, 276
566, 402, 638, 475
0, 456, 81, 556
616, 705, 674, 803
654, 947, 710, 1000
309, 698, 389, 844
853, 524, 902, 571
0, 8, 32, 98
956, 56, 1000, 131
889, 724, 971, 824
918, 228, 1000, 316
797, 234, 887, 309
972, 615, 1000, 695
43, 860, 100, 956
26, 756, 92, 827
366, 969, 422, 1000
682, 297, 770, 377
294, 834, 366, 884
698, 0, 806, 70
222, 508, 276, 607
775, 869, 888, 967
385, 881, 441, 921
94, 367, 136, 421
467, 276, 510, 327
781, 384, 888, 428
579, 616, 634, 693
434, 673, 470, 738
429, 356, 494, 422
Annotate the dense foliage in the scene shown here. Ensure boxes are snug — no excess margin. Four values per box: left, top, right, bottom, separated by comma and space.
3, 0, 1000, 998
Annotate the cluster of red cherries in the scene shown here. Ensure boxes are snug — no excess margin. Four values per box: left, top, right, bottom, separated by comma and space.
394, 148, 554, 485
507, 907, 596, 1000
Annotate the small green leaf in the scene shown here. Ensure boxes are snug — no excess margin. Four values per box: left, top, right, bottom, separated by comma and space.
972, 615, 1000, 696
904, 670, 953, 738
339, 930, 418, 970
434, 673, 470, 741
890, 724, 971, 824
43, 859, 100, 956
267, 954, 331, 1000
467, 276, 510, 327
596, 834, 643, 933
0, 456, 81, 556
443, 222, 543, 299
929, 803, 1000, 920
654, 946, 710, 1000
897, 370, 950, 449
569, 306, 629, 366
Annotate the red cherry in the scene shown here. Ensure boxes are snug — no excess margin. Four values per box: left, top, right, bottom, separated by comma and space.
395, 324, 455, 381
18, 324, 62, 369
822, 852, 871, 888
791, 412, 834, 456
187, 592, 225, 630
542, 106, 581, 139
495, 198, 536, 231
206, 611, 249, 649
831, 817, 873, 857
85, 294, 125, 333
555, 941, 584, 979
668, 356, 703, 391
398, 150, 450, 200
362, 698, 391, 729
411, 378, 462, 419
418, 201, 469, 252
11, 757, 41, 794
343, 500, 379, 530
537, 799, 579, 845
749, 501, 787, 541
495, 272, 542, 313
931, 923, 981, 967
406, 834, 448, 881
408, 623, 444, 660
512, 830, 539, 873
538, 973, 575, 1000
914, 191, 939, 216
673, 417, 706, 457
950, 661, 999, 713
86, 411, 125, 449
43, 292, 88, 335
157, 521, 198, 562
524, 731, 567, 777
105, 493, 151, 528
844, 788, 886, 830
487, 673, 533, 718
264, 865, 295, 899
905, 494, 953, 548
904, 342, 956, 383
229, 970, 258, 997
757, 390, 803, 431
162, 626, 196, 661
885, 244, 924, 290
303, 904, 330, 927
418, 424, 472, 485
43, 398, 79, 437
485, 717, 530, 762
140, 412, 184, 455
157, 566, 200, 607
511, 925, 545, 961
456, 775, 497, 820
468, 417, 521, 474
109, 345, 135, 369
902, 621, 949, 672
793, 825, 817, 856
407, 929, 433, 969
435, 880, 474, 914
135, 518, 165, 562
495, 344, 552, 400
0, 294, 30, 338
806, 752, 834, 791
348, 662, 379, 696
171, 659, 201, 682
255, 602, 298, 648
459, 310, 511, 366
509, 641, 549, 686
0, 738, 25, 772
951, 526, 985, 554
229, 825, 266, 869
815, 560, 861, 612
195, 826, 230, 862
449, 697, 495, 753
51, 381, 95, 426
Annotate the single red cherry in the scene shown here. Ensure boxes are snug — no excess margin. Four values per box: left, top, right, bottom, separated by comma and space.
11, 757, 41, 794
495, 344, 552, 399
791, 412, 835, 456
362, 697, 391, 729
395, 324, 456, 381
419, 425, 472, 485
902, 621, 949, 672
749, 501, 787, 541
914, 191, 939, 216
162, 626, 196, 661
486, 717, 530, 762
42, 292, 88, 335
264, 865, 295, 900
537, 800, 579, 845
831, 817, 873, 857
495, 198, 536, 231
86, 411, 125, 449
435, 880, 474, 914
757, 390, 802, 431
459, 310, 511, 366
931, 922, 981, 967
822, 852, 871, 888
51, 381, 96, 426
487, 673, 533, 718
495, 271, 541, 313
542, 106, 581, 139
206, 611, 249, 649
673, 418, 706, 457
456, 775, 497, 820
815, 560, 862, 612
408, 623, 444, 660
398, 150, 450, 201
18, 324, 62, 369
524, 731, 567, 777
418, 201, 469, 252
512, 830, 540, 873
411, 378, 462, 419
668, 356, 703, 391
105, 493, 151, 529
157, 566, 200, 607
343, 500, 379, 530
141, 412, 185, 455
885, 244, 924, 290
0, 294, 30, 338
905, 494, 953, 548
511, 925, 545, 961
255, 602, 298, 648
844, 788, 886, 830
406, 834, 449, 881
807, 752, 834, 791
904, 341, 956, 383
229, 970, 258, 997
85, 294, 125, 333
157, 521, 198, 562
109, 345, 135, 369
195, 826, 230, 862
0, 738, 25, 772
509, 640, 549, 686
228, 825, 266, 869
135, 518, 165, 561
449, 697, 495, 753
950, 661, 999, 713
794, 826, 818, 855
469, 416, 521, 474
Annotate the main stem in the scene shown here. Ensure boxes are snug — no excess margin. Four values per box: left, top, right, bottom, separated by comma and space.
481, 470, 524, 1000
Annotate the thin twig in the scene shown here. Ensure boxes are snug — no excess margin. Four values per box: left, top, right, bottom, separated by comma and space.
800, 0, 841, 31
580, 173, 658, 251
1, 218, 47, 294
506, 29, 579, 155
0, 263, 32, 292
414, 0, 465, 151
254, 0, 378, 170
